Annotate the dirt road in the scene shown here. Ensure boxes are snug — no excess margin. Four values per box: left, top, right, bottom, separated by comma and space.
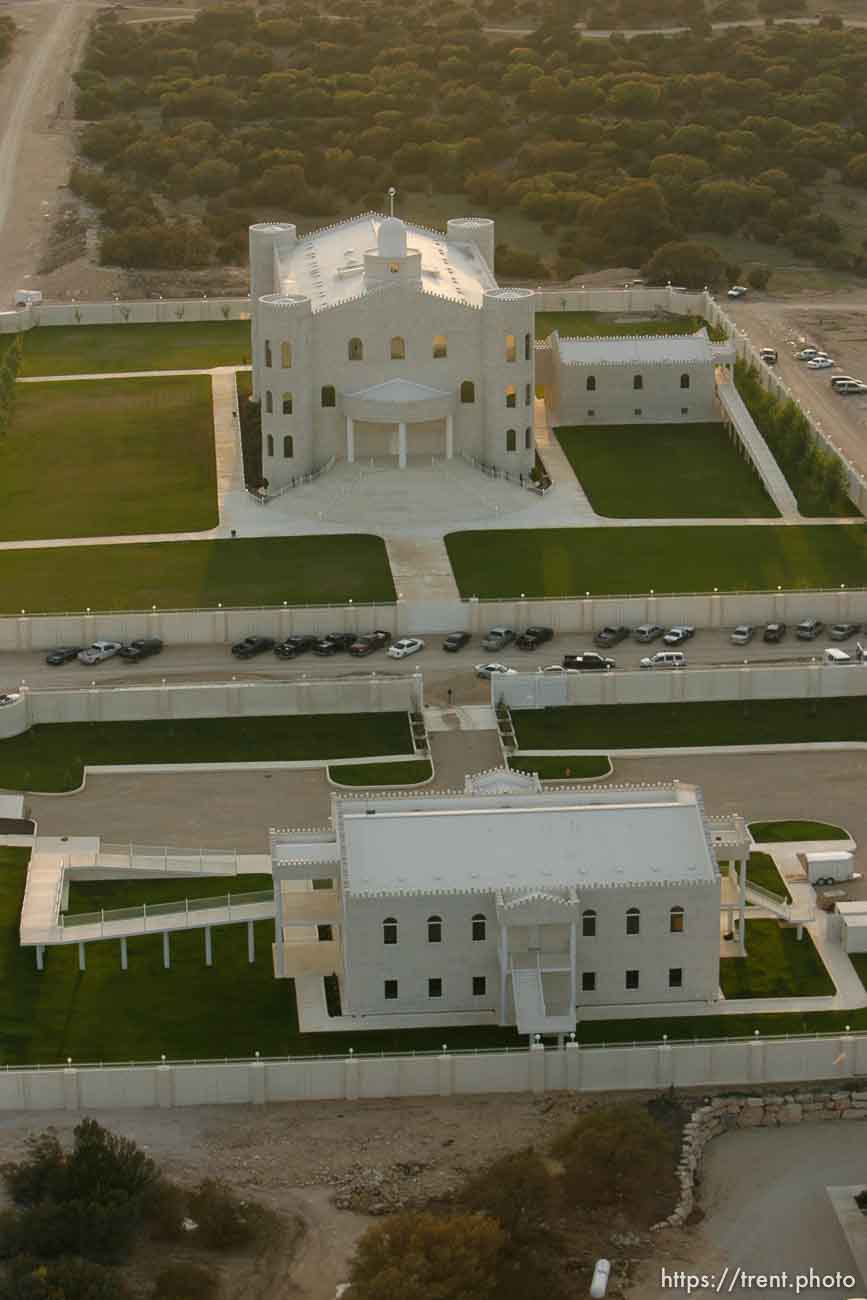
0, 0, 92, 307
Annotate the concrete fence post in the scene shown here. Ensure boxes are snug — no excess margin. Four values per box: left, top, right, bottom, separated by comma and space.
529, 1040, 546, 1094
345, 1050, 359, 1100
156, 1059, 174, 1109
656, 1040, 672, 1088
437, 1048, 453, 1098
748, 1033, 765, 1084
249, 1053, 266, 1104
837, 1031, 856, 1078
62, 1066, 80, 1111
565, 1038, 581, 1092
247, 920, 255, 964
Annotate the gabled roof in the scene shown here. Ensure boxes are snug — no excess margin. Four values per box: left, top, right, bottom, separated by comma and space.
345, 378, 452, 403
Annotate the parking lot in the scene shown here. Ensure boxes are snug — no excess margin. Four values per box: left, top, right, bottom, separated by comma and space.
1, 621, 864, 700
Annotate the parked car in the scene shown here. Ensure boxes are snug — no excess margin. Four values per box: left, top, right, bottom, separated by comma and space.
730, 624, 754, 645
231, 635, 275, 659
634, 624, 664, 643
45, 646, 83, 666
796, 619, 824, 640
807, 357, 834, 369
475, 662, 517, 679
833, 380, 867, 395
313, 633, 355, 656
387, 637, 424, 659
640, 651, 686, 669
541, 665, 580, 674
77, 640, 123, 665
349, 630, 391, 657
274, 634, 317, 660
442, 632, 470, 652
663, 625, 695, 646
118, 637, 163, 662
0, 693, 21, 706
481, 626, 516, 651
727, 285, 748, 298
830, 375, 857, 389
824, 647, 854, 665
759, 348, 778, 365
594, 625, 630, 647
763, 623, 786, 643
795, 348, 818, 360
830, 622, 861, 641
561, 652, 615, 671
515, 625, 553, 650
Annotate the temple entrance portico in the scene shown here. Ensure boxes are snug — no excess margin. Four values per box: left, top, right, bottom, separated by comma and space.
343, 379, 455, 468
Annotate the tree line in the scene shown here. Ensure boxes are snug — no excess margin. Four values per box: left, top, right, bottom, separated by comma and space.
70, 2, 867, 276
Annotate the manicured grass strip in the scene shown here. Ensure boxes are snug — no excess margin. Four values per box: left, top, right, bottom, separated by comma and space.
747, 852, 792, 903
555, 423, 778, 519
328, 760, 432, 786
534, 312, 713, 340
0, 713, 412, 793
749, 819, 849, 843
852, 955, 867, 991
445, 524, 867, 599
719, 921, 834, 999
19, 321, 251, 377
2, 376, 217, 540
66, 874, 274, 915
509, 755, 611, 779
512, 697, 867, 752
0, 535, 395, 614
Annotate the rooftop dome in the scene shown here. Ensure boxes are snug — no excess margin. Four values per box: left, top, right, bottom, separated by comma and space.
377, 216, 407, 259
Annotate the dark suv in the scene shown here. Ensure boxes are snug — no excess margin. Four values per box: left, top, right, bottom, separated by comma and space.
45, 646, 83, 666
118, 638, 163, 661
763, 623, 786, 643
349, 630, 391, 657
443, 632, 470, 652
594, 625, 629, 647
274, 635, 316, 660
231, 636, 275, 659
314, 633, 356, 656
562, 652, 614, 671
516, 626, 554, 650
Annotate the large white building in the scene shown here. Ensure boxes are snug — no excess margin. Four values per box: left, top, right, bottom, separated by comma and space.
249, 213, 537, 490
270, 772, 750, 1036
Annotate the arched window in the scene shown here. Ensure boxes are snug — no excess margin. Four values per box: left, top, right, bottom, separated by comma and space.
524, 331, 532, 360
670, 905, 685, 933
266, 434, 274, 458
321, 385, 336, 408
390, 336, 406, 360
582, 909, 596, 937
626, 907, 640, 935
427, 915, 442, 943
680, 372, 690, 389
264, 340, 272, 368
283, 435, 294, 458
506, 428, 517, 452
506, 385, 517, 409
633, 374, 643, 390
348, 337, 363, 361
383, 917, 398, 945
586, 375, 596, 392
433, 334, 447, 359
460, 380, 475, 404
282, 392, 292, 415
472, 913, 486, 941
265, 390, 273, 414
525, 426, 532, 449
281, 340, 291, 368
505, 333, 517, 363
525, 383, 532, 405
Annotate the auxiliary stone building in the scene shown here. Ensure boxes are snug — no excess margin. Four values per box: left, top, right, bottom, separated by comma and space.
270, 772, 749, 1036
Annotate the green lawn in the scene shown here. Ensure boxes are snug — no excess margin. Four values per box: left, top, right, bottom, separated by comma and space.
19, 321, 251, 377
65, 875, 274, 916
0, 713, 413, 793
445, 524, 867, 598
534, 312, 714, 340
555, 423, 778, 519
512, 697, 867, 751
719, 921, 834, 999
749, 820, 849, 843
746, 852, 792, 903
0, 535, 395, 614
852, 955, 867, 991
509, 755, 611, 779
328, 760, 433, 786
2, 377, 217, 540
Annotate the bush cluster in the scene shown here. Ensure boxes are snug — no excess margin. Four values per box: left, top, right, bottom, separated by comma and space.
0, 336, 23, 439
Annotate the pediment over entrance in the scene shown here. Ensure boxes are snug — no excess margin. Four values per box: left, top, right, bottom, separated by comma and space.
496, 889, 581, 925
343, 378, 455, 422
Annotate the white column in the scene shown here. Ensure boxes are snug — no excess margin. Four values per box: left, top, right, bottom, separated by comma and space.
346, 415, 355, 463
738, 858, 747, 955
499, 924, 509, 1024
398, 421, 407, 469
162, 931, 171, 969
247, 920, 256, 964
569, 920, 577, 1014
204, 926, 213, 967
445, 413, 454, 460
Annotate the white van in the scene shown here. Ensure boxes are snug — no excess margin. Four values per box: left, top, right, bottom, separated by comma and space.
640, 650, 686, 669
834, 381, 867, 395
824, 647, 853, 665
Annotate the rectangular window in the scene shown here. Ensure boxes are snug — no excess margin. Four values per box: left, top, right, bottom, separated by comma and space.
316, 924, 333, 942
626, 912, 640, 936
634, 408, 642, 417
626, 969, 639, 990
581, 971, 596, 992
669, 967, 683, 989
587, 409, 595, 417
472, 976, 486, 996
428, 977, 442, 998
384, 979, 398, 1000
582, 913, 596, 938
633, 374, 643, 390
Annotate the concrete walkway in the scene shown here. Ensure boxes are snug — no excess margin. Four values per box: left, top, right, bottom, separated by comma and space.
532, 396, 597, 520
385, 536, 461, 605
717, 377, 800, 519
211, 367, 245, 527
